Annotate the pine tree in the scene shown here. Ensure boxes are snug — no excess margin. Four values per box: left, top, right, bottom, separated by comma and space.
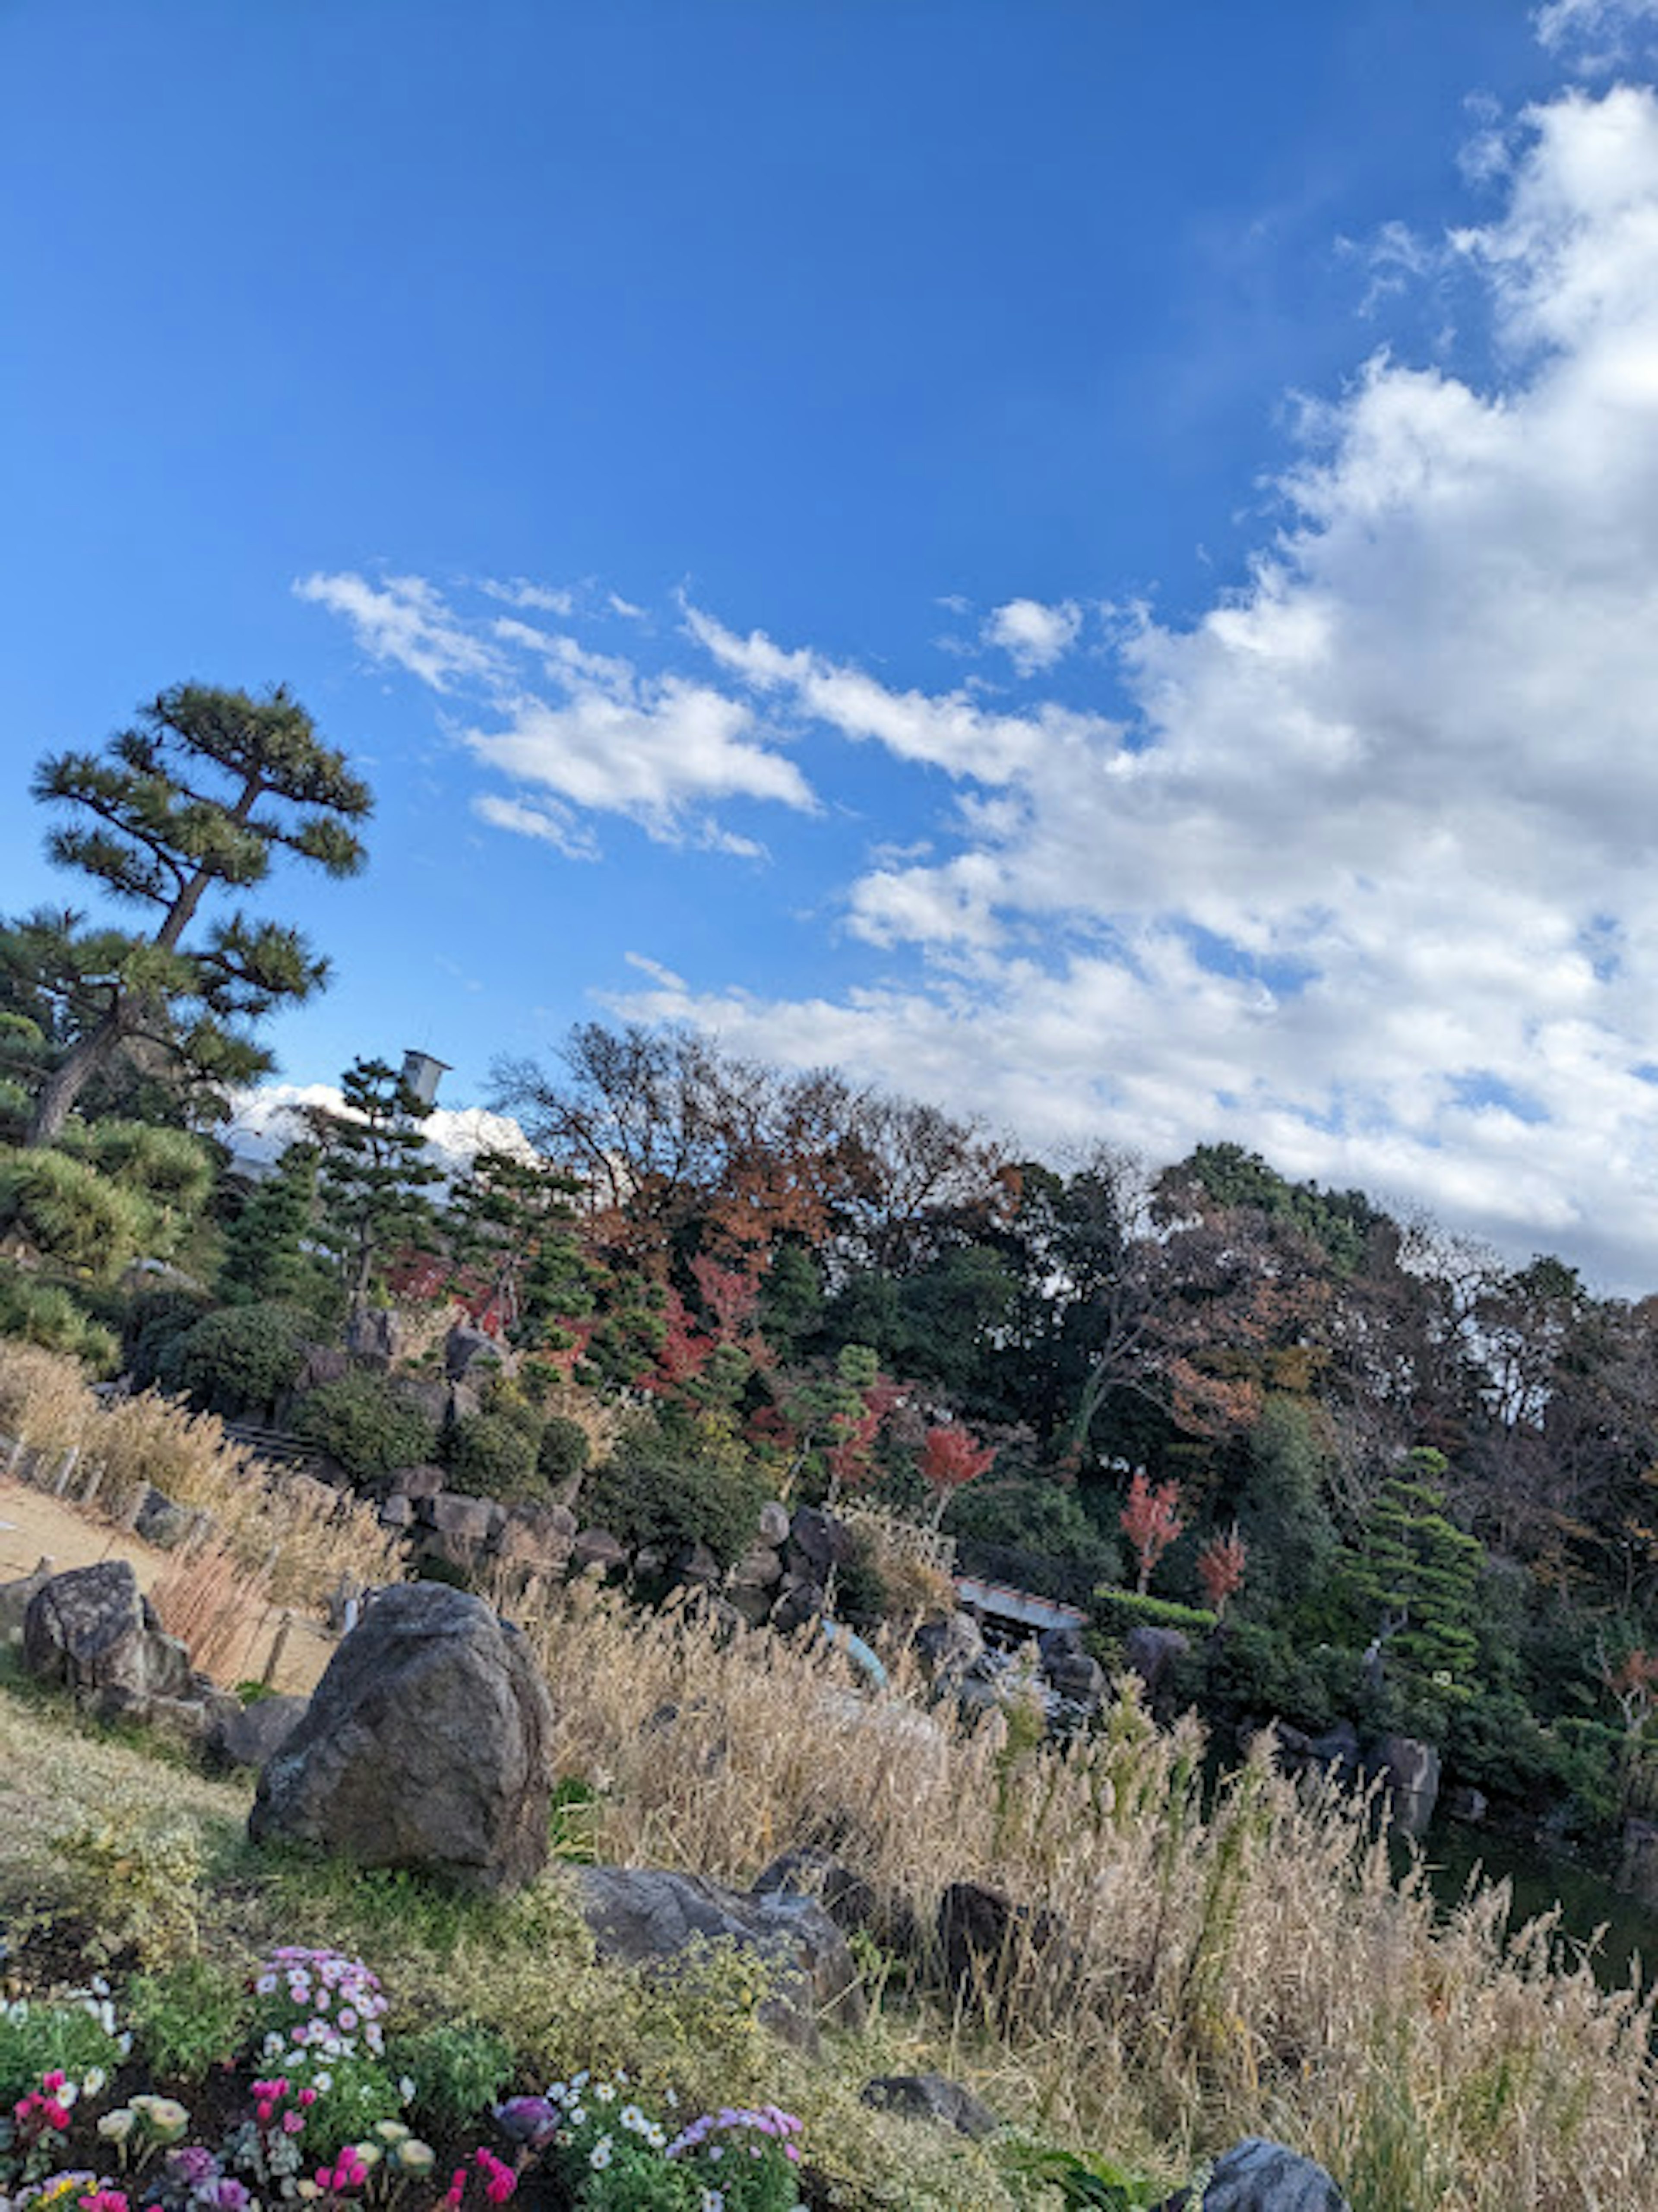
308, 1060, 442, 1326
1345, 1447, 1484, 1691
18, 684, 371, 1143
220, 1139, 334, 1313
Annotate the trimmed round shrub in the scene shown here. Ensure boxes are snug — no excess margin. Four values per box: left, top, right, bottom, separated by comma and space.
580, 1415, 766, 1568
122, 1287, 212, 1387
296, 1370, 440, 1483
167, 1301, 311, 1416
444, 1411, 543, 1501
537, 1413, 590, 1488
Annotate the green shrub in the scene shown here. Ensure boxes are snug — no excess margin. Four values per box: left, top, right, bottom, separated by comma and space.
1200, 1618, 1353, 1733
0, 1271, 120, 1372
537, 1413, 590, 1488
444, 1411, 543, 1500
125, 1957, 252, 2082
946, 1476, 1120, 1576
386, 2020, 516, 2133
0, 1144, 155, 1282
51, 1801, 204, 1965
1092, 1586, 1217, 1639
580, 1412, 765, 1568
0, 1994, 126, 2107
121, 1286, 212, 1388
296, 1370, 440, 1482
167, 1300, 311, 1415
59, 1118, 215, 1220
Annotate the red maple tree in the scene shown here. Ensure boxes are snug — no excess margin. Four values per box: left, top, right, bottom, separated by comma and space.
1197, 1524, 1248, 1617
1120, 1469, 1185, 1594
918, 1423, 996, 1524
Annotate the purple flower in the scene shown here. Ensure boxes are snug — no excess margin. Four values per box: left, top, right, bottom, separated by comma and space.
494, 2098, 558, 2150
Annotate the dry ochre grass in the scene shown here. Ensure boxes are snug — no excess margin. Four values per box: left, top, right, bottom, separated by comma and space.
513, 1575, 1658, 2212
2, 1337, 1656, 2205
0, 1339, 397, 1611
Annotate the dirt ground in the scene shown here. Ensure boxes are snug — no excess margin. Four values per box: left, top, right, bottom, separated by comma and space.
0, 1477, 335, 1696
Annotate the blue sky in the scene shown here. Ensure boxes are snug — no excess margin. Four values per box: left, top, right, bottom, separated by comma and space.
6, 0, 1658, 1288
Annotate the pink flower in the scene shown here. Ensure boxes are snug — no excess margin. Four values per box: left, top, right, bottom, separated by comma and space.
282, 2111, 306, 2135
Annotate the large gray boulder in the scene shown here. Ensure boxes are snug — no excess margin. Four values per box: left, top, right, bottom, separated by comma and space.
248, 1581, 554, 1893
574, 1864, 866, 2051
1124, 1624, 1190, 1697
915, 1610, 984, 1683
22, 1561, 194, 1711
1167, 2138, 1349, 2210
1364, 1734, 1440, 1837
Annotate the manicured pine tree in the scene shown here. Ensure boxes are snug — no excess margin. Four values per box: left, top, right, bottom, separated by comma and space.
1345, 1447, 1484, 1690
17, 684, 371, 1144
308, 1059, 442, 1328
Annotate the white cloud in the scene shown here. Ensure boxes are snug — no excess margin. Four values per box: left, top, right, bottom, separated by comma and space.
479, 576, 576, 616
294, 572, 504, 692
982, 596, 1084, 673
610, 85, 1658, 1292
228, 1083, 533, 1175
682, 600, 1118, 782
471, 791, 599, 861
299, 570, 817, 851
1535, 0, 1658, 67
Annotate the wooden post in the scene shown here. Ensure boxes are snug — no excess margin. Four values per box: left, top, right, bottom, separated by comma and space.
80, 1461, 106, 1510
52, 1446, 80, 1497
262, 1610, 294, 1690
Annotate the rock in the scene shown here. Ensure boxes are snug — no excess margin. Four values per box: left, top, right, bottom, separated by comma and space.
248, 1581, 554, 1894
145, 1685, 241, 1753
787, 1505, 855, 1580
1044, 1649, 1106, 1705
937, 1881, 1076, 2019
133, 1487, 195, 1549
1274, 1719, 1360, 1782
1172, 2136, 1351, 2211
346, 1307, 403, 1369
575, 1865, 865, 2051
672, 1541, 722, 1586
494, 1506, 574, 1571
422, 1493, 496, 1542
860, 2073, 999, 2140
727, 1582, 776, 1628
1364, 1734, 1440, 1837
213, 1693, 311, 1770
386, 1462, 447, 1500
571, 1528, 630, 1575
1124, 1624, 1189, 1696
914, 1610, 985, 1682
728, 1543, 784, 1591
757, 1500, 791, 1546
444, 1323, 512, 1383
753, 1845, 921, 1957
1443, 1784, 1488, 1826
0, 1560, 56, 1644
1617, 1817, 1658, 1910
379, 1494, 416, 1530
769, 1575, 825, 1633
295, 1345, 351, 1395
23, 1562, 195, 1710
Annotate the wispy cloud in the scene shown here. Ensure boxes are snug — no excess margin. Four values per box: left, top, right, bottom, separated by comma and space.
1534, 0, 1658, 67
294, 572, 504, 692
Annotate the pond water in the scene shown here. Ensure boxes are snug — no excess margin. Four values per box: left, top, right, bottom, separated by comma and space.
1410, 1818, 1658, 1993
